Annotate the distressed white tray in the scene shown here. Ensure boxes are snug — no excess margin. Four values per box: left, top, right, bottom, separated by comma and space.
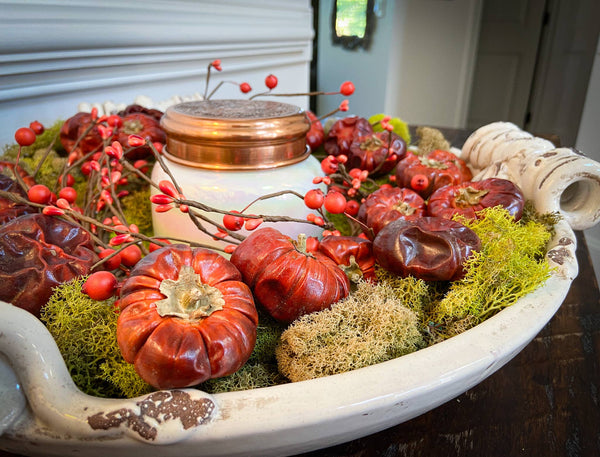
0, 216, 578, 457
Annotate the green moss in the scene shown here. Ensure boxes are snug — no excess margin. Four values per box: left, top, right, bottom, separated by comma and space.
1, 120, 65, 161
275, 280, 424, 382
521, 199, 562, 236
428, 207, 552, 336
326, 211, 355, 236
369, 114, 411, 145
200, 308, 287, 393
200, 363, 287, 393
40, 277, 153, 398
121, 186, 153, 236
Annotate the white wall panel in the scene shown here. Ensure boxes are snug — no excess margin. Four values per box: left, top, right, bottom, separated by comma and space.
0, 0, 313, 145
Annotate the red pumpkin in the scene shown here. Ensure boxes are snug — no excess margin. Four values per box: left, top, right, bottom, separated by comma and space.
230, 227, 350, 323
347, 131, 406, 175
305, 110, 324, 151
116, 113, 166, 160
117, 244, 258, 389
373, 217, 481, 282
318, 235, 377, 283
0, 172, 37, 225
394, 149, 473, 198
118, 104, 164, 123
0, 213, 97, 316
59, 112, 103, 157
427, 178, 526, 221
357, 186, 426, 235
324, 116, 373, 157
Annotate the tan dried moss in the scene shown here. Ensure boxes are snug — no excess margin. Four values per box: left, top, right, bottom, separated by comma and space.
275, 280, 424, 382
415, 126, 451, 154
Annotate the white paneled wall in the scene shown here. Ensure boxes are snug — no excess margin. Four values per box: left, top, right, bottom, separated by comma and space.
0, 0, 313, 145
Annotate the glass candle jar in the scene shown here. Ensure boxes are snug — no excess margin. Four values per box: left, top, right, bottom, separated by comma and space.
152, 99, 325, 251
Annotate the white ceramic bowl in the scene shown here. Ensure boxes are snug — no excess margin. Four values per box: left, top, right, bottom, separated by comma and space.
0, 216, 578, 457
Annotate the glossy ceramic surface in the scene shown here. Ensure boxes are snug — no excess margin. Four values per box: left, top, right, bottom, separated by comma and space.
150, 153, 325, 251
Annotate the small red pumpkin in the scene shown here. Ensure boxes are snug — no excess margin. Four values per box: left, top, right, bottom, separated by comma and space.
318, 235, 377, 283
117, 244, 258, 389
59, 112, 104, 157
357, 186, 426, 235
116, 113, 166, 160
394, 149, 473, 198
230, 227, 350, 323
324, 116, 374, 157
427, 178, 526, 221
347, 131, 406, 175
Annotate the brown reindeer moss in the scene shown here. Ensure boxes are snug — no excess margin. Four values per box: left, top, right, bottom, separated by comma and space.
415, 126, 451, 154
275, 280, 424, 382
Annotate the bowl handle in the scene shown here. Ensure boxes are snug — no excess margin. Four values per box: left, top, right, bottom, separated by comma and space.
0, 301, 217, 444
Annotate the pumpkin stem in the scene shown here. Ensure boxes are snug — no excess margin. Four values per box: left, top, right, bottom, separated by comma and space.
155, 265, 224, 320
455, 186, 489, 208
359, 135, 384, 151
393, 200, 417, 216
419, 156, 448, 169
338, 255, 363, 283
292, 233, 316, 258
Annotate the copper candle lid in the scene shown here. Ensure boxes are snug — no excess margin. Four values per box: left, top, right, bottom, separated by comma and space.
160, 99, 311, 170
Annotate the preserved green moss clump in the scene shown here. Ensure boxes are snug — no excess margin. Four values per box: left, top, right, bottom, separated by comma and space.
201, 309, 288, 393
275, 280, 424, 382
369, 113, 411, 145
1, 122, 68, 191
40, 277, 153, 398
429, 207, 552, 337
121, 186, 153, 236
521, 199, 562, 236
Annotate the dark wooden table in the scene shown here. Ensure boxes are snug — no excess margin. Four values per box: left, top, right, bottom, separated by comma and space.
2, 127, 599, 457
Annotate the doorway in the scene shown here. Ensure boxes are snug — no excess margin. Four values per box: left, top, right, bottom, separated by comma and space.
467, 0, 600, 146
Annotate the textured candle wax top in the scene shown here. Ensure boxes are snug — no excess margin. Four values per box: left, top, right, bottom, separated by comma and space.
172, 100, 302, 120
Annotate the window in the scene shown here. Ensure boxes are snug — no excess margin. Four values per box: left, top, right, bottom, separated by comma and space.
332, 0, 374, 50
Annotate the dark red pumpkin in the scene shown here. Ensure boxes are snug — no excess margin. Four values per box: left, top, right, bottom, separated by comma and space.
0, 173, 37, 225
357, 186, 426, 235
0, 213, 97, 316
373, 217, 481, 282
118, 104, 164, 123
347, 131, 406, 175
306, 110, 325, 151
230, 227, 350, 323
318, 235, 376, 283
116, 113, 166, 160
59, 112, 104, 157
117, 244, 258, 389
324, 116, 373, 157
427, 178, 526, 221
394, 149, 473, 198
